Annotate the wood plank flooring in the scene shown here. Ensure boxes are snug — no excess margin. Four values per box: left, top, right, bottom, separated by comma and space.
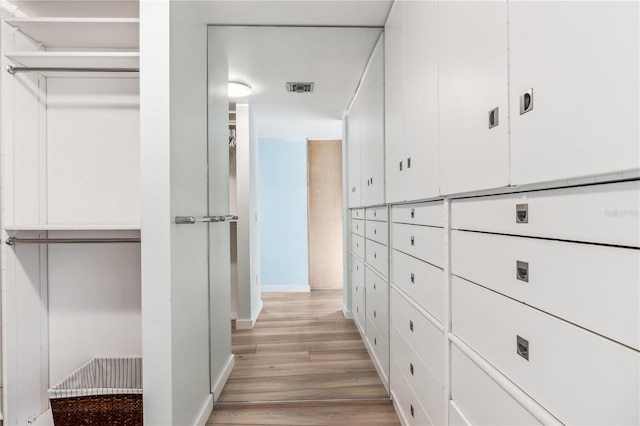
208, 291, 399, 425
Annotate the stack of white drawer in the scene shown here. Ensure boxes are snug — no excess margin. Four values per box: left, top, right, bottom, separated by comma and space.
449, 180, 640, 425
351, 208, 366, 332
389, 200, 446, 425
364, 206, 390, 386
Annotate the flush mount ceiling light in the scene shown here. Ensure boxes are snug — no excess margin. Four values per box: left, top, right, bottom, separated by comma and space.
228, 81, 252, 98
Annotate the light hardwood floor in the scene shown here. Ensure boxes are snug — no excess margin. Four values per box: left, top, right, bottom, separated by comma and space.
208, 291, 400, 425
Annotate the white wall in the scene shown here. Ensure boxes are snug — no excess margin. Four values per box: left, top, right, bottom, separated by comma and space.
256, 118, 342, 141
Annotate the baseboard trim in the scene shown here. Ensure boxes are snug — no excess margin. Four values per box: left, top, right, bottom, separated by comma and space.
212, 354, 235, 402
195, 394, 214, 426
261, 285, 311, 293
236, 299, 264, 330
342, 305, 353, 319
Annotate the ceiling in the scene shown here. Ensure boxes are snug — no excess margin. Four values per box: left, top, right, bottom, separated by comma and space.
215, 26, 383, 135
203, 1, 393, 137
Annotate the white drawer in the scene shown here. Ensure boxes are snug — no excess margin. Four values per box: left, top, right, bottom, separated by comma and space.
365, 267, 389, 341
365, 220, 388, 245
452, 276, 640, 425
391, 327, 445, 426
352, 233, 365, 259
365, 266, 389, 315
353, 282, 366, 334
390, 288, 444, 387
448, 401, 470, 426
451, 230, 640, 349
390, 363, 432, 426
450, 180, 640, 247
391, 200, 444, 226
391, 223, 444, 268
351, 208, 364, 220
365, 238, 388, 277
391, 249, 444, 324
351, 218, 364, 236
450, 345, 541, 426
366, 322, 389, 383
366, 206, 388, 222
351, 254, 364, 285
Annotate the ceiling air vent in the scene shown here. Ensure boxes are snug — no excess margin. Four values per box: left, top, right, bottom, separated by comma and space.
286, 82, 314, 93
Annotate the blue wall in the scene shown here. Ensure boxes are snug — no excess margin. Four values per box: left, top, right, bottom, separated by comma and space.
258, 138, 308, 288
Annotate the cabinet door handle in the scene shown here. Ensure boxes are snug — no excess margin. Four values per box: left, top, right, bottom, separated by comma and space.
516, 203, 528, 223
374, 228, 377, 235
407, 157, 411, 168
488, 106, 499, 129
410, 404, 414, 418
374, 337, 377, 345
410, 208, 415, 219
516, 261, 529, 282
517, 335, 529, 361
520, 89, 534, 114
409, 320, 414, 332
410, 236, 415, 246
409, 362, 414, 376
373, 283, 376, 290
374, 252, 377, 259
399, 160, 403, 171
373, 310, 377, 318
410, 273, 415, 283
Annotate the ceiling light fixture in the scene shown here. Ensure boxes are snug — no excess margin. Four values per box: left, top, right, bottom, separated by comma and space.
228, 81, 252, 98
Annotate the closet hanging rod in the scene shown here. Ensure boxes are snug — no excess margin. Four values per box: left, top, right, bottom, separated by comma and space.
5, 237, 140, 245
5, 65, 139, 75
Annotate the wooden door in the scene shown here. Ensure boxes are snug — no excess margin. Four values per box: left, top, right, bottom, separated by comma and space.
307, 140, 344, 289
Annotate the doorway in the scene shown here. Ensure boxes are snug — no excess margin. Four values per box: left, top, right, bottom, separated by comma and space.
307, 139, 344, 290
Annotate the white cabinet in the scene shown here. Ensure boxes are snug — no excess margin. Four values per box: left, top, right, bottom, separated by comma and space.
509, 1, 640, 185
347, 111, 362, 208
438, 0, 509, 195
347, 34, 385, 208
384, 0, 405, 204
385, 0, 439, 203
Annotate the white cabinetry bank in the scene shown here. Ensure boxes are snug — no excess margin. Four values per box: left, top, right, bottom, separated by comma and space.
346, 1, 639, 425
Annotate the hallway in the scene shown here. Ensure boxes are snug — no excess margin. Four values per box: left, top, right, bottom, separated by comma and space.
207, 291, 399, 424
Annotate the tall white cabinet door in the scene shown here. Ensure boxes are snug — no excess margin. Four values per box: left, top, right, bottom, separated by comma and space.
347, 109, 362, 208
509, 1, 640, 185
360, 35, 385, 207
439, 1, 509, 195
403, 0, 439, 201
384, 0, 406, 203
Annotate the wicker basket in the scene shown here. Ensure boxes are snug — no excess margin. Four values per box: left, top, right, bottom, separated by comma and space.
48, 357, 143, 426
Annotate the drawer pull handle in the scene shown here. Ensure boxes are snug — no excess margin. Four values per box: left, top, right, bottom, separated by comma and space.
516, 203, 528, 223
410, 404, 414, 418
374, 228, 377, 235
374, 252, 377, 259
409, 320, 414, 332
517, 335, 529, 361
374, 211, 377, 217
374, 310, 377, 318
409, 362, 414, 376
516, 261, 529, 282
488, 106, 499, 129
520, 88, 534, 115
410, 208, 415, 218
407, 157, 411, 168
410, 273, 415, 283
356, 307, 359, 312
373, 283, 376, 290
410, 236, 415, 246
374, 337, 377, 345
399, 160, 403, 171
